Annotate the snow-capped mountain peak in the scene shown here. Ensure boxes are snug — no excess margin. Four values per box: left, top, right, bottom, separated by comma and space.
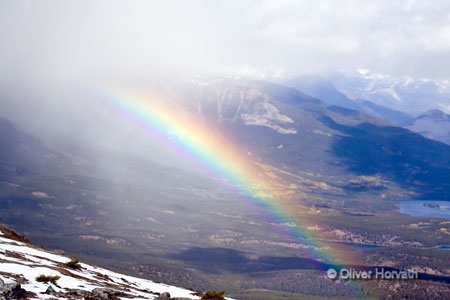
327, 70, 450, 115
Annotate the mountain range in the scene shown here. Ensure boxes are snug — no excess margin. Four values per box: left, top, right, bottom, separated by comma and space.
181, 79, 450, 199
282, 71, 450, 145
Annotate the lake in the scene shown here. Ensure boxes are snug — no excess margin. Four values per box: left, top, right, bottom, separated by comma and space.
436, 246, 450, 251
397, 200, 450, 219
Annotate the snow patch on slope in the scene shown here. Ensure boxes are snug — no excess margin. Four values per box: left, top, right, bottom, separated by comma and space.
0, 233, 233, 300
241, 102, 297, 134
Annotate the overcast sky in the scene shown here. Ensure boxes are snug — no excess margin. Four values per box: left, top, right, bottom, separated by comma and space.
1, 0, 450, 86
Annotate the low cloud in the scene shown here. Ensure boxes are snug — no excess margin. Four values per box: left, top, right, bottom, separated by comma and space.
1, 0, 449, 86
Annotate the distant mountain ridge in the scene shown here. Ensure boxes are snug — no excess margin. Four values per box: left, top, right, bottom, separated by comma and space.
327, 70, 450, 115
282, 74, 413, 125
282, 72, 450, 146
3, 79, 450, 202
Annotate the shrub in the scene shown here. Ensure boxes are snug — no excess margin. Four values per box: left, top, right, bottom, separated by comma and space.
36, 274, 61, 285
65, 258, 83, 270
201, 290, 226, 300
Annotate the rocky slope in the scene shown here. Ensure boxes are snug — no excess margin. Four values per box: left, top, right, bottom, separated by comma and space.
0, 224, 228, 300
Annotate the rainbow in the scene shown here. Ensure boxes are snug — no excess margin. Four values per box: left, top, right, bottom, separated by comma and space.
90, 86, 366, 296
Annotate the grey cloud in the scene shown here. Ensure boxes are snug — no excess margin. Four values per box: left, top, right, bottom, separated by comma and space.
1, 0, 449, 84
